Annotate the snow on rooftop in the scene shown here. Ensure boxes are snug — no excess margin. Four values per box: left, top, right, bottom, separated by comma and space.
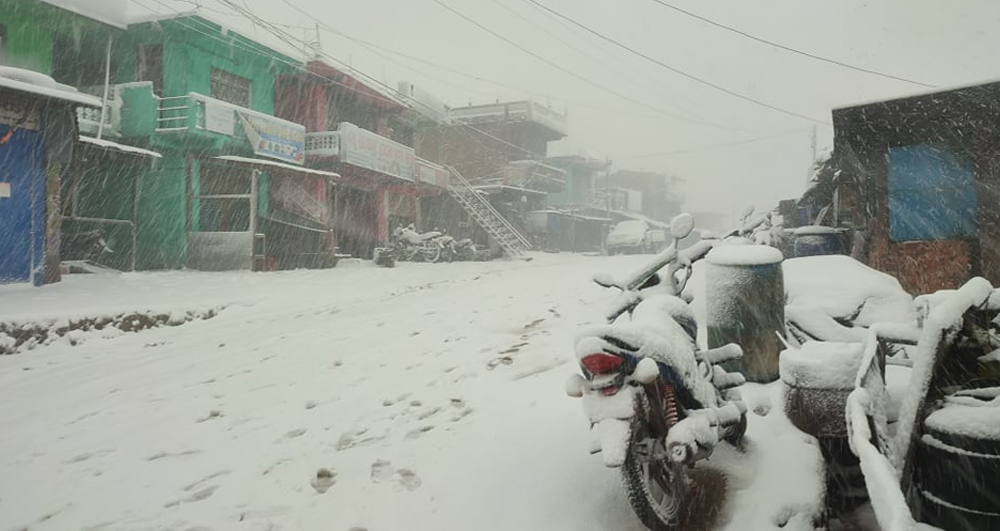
0, 66, 101, 107
834, 76, 1000, 112
41, 0, 128, 29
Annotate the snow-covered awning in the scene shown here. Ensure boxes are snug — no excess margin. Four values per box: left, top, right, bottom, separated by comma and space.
0, 67, 102, 107
79, 136, 161, 158
212, 156, 340, 179
474, 184, 546, 196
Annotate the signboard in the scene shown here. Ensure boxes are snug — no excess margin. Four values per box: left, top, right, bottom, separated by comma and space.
0, 95, 40, 130
338, 122, 416, 181
238, 112, 305, 165
204, 100, 234, 135
271, 175, 328, 225
416, 158, 450, 188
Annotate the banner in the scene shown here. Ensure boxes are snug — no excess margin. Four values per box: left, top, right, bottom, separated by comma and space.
338, 122, 415, 181
271, 175, 328, 225
416, 158, 450, 188
238, 112, 305, 165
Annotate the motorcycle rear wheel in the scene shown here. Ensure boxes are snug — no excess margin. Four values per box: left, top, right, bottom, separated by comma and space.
622, 433, 688, 530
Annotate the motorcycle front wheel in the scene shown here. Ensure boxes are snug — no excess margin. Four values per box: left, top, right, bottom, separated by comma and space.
622, 433, 688, 531
421, 244, 441, 263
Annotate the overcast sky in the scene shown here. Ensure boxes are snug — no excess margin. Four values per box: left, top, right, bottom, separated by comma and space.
131, 0, 1000, 220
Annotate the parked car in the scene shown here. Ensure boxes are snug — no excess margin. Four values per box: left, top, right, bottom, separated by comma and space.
605, 220, 665, 254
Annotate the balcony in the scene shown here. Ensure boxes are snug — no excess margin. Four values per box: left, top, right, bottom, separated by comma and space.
76, 85, 121, 138
449, 100, 568, 138
114, 83, 306, 163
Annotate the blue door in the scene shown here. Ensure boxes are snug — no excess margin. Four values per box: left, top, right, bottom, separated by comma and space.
0, 125, 46, 285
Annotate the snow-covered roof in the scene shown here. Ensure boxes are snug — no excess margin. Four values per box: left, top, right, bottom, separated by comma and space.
608, 209, 669, 229
212, 156, 340, 179
834, 77, 1000, 112
0, 66, 101, 107
41, 0, 128, 29
79, 136, 162, 158
473, 184, 547, 196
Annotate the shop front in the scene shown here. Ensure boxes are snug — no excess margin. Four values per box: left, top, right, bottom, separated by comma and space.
0, 73, 101, 286
189, 155, 338, 271
305, 122, 435, 259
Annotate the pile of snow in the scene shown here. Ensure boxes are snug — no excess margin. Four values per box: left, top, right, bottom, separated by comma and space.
784, 255, 918, 342
706, 245, 784, 266
925, 391, 1000, 441
780, 341, 865, 390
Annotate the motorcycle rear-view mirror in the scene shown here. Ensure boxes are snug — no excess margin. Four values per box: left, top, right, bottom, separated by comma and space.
670, 213, 695, 240
593, 273, 618, 289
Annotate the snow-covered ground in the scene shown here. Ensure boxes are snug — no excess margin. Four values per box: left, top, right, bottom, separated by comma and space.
0, 253, 825, 531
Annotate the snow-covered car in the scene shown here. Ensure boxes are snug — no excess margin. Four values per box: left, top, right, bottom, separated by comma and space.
605, 220, 665, 254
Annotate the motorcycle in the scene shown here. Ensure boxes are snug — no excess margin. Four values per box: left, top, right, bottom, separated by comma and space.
392, 224, 445, 263
566, 213, 748, 531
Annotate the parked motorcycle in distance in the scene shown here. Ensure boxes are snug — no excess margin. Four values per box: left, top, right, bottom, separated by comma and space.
566, 213, 748, 531
392, 224, 445, 263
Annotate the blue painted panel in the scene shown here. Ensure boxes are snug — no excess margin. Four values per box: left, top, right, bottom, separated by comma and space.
887, 144, 977, 242
0, 125, 46, 285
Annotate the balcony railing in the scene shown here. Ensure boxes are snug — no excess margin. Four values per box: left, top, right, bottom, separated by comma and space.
76, 85, 121, 137
449, 100, 568, 137
154, 93, 305, 141
304, 131, 341, 157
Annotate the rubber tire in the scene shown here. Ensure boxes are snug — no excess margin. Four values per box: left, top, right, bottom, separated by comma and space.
915, 429, 1000, 514
621, 430, 688, 531
917, 487, 1000, 530
422, 244, 441, 263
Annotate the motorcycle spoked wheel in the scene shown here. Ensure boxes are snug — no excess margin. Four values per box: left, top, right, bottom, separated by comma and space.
421, 244, 441, 263
621, 420, 689, 531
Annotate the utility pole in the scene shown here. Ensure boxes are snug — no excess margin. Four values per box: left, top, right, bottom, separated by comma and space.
808, 125, 817, 183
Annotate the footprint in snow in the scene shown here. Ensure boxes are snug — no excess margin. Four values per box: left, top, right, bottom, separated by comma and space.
164, 485, 218, 508
370, 460, 422, 492
405, 425, 434, 439
277, 428, 307, 442
311, 468, 336, 494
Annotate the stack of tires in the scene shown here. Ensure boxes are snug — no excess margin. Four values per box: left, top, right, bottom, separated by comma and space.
780, 341, 870, 514
914, 388, 1000, 529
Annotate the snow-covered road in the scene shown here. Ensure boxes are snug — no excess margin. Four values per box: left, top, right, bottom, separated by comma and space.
0, 254, 824, 531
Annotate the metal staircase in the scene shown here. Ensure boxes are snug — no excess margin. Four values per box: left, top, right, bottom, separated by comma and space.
445, 166, 532, 258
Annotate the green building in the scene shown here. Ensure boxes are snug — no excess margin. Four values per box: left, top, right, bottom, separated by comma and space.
99, 12, 335, 271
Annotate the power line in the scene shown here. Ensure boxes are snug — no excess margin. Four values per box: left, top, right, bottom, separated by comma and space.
211, 0, 550, 161
512, 0, 739, 128
131, 0, 404, 108
523, 0, 830, 125
645, 0, 934, 88
624, 129, 807, 159
485, 0, 720, 127
430, 0, 721, 127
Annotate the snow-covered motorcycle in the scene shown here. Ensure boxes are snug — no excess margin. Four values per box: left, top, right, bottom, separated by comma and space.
392, 224, 445, 263
566, 213, 748, 531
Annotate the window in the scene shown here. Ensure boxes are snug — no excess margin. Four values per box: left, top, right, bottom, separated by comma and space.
0, 24, 7, 64
210, 67, 251, 107
887, 144, 977, 242
136, 44, 163, 96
